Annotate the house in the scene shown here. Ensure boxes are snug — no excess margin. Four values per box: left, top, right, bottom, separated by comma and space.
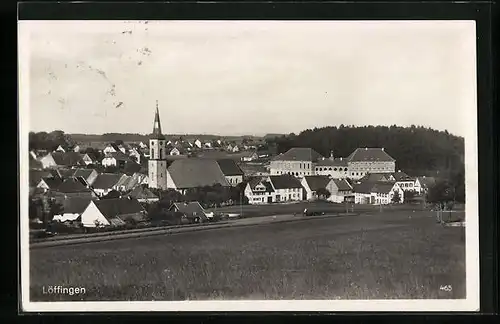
270, 147, 323, 177
327, 178, 354, 203
169, 147, 182, 156
55, 177, 97, 199
128, 147, 142, 164
166, 159, 231, 194
138, 141, 148, 149
391, 171, 416, 192
126, 185, 159, 203
356, 172, 394, 184
204, 142, 212, 149
81, 153, 97, 165
226, 144, 233, 152
73, 145, 81, 153
414, 176, 436, 194
80, 197, 147, 228
244, 178, 275, 204
29, 170, 52, 187
241, 152, 259, 162
103, 143, 120, 155
346, 148, 396, 179
36, 177, 63, 192
231, 145, 240, 153
268, 175, 304, 203
118, 143, 131, 154
55, 145, 66, 153
91, 173, 126, 197
72, 168, 99, 186
352, 181, 404, 205
194, 139, 202, 149
52, 197, 94, 224
39, 152, 86, 169
102, 151, 131, 168
122, 172, 149, 192
169, 201, 208, 223
216, 159, 244, 186
238, 163, 270, 177
300, 175, 331, 201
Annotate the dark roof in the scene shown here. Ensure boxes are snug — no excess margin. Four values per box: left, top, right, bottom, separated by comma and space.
239, 163, 269, 175
371, 182, 397, 194
62, 197, 93, 214
170, 202, 207, 220
29, 154, 43, 169
127, 186, 158, 200
73, 168, 96, 180
51, 152, 85, 166
56, 177, 91, 194
94, 197, 146, 219
332, 179, 353, 191
40, 177, 63, 189
358, 173, 393, 183
269, 175, 303, 189
168, 159, 230, 188
92, 173, 124, 189
303, 175, 331, 191
216, 159, 244, 176
347, 148, 395, 162
273, 148, 323, 162
315, 157, 348, 167
29, 170, 52, 187
124, 161, 142, 176
151, 104, 165, 140
106, 151, 131, 161
392, 171, 412, 181
247, 178, 275, 192
352, 182, 375, 194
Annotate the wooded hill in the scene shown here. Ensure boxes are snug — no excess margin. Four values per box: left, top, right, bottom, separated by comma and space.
268, 125, 465, 177
69, 133, 263, 144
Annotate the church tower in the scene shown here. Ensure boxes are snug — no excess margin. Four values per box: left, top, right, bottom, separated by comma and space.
148, 100, 168, 190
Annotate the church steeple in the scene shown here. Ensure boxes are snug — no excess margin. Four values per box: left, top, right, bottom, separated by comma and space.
152, 100, 165, 140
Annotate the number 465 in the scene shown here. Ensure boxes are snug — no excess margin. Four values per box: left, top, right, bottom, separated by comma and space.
440, 285, 452, 292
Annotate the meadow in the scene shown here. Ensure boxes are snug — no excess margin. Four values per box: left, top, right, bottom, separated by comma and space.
29, 210, 466, 301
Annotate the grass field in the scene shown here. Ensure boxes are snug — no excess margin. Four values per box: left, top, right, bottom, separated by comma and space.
29, 210, 466, 301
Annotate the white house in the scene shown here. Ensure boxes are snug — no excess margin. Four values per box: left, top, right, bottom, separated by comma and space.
241, 152, 259, 162
204, 142, 212, 148
128, 148, 142, 164
91, 173, 126, 197
138, 142, 148, 149
268, 175, 304, 203
216, 159, 244, 186
169, 147, 181, 156
55, 145, 66, 153
81, 153, 96, 165
194, 139, 202, 149
300, 175, 331, 201
52, 197, 93, 223
126, 186, 159, 203
352, 181, 404, 205
102, 151, 131, 167
80, 197, 147, 228
103, 144, 119, 155
226, 144, 233, 152
326, 178, 354, 203
414, 176, 436, 194
245, 178, 275, 204
231, 145, 240, 153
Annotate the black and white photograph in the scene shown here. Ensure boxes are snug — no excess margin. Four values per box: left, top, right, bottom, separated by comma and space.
19, 20, 479, 312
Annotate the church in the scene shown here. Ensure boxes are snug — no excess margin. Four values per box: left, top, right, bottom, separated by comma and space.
147, 101, 168, 190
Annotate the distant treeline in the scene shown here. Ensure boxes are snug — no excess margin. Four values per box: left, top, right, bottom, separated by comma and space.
69, 133, 264, 144
267, 125, 465, 177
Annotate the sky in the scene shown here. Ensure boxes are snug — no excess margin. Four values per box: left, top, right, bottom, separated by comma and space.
19, 20, 476, 137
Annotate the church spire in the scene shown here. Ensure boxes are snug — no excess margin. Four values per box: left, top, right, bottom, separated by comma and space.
151, 100, 165, 139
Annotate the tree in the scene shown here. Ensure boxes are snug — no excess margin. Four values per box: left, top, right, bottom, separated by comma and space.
403, 190, 418, 204
316, 188, 331, 200
391, 190, 401, 204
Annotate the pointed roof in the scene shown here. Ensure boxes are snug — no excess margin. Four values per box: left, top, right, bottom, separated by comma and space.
347, 148, 395, 162
272, 148, 323, 162
303, 175, 331, 191
151, 100, 165, 140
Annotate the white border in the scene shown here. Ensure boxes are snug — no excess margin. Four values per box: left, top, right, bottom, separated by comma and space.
19, 20, 480, 312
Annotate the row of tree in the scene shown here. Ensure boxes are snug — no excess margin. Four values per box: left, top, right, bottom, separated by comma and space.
267, 125, 465, 176
29, 131, 76, 151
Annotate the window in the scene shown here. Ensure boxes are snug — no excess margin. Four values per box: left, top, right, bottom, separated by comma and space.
334, 168, 337, 171
159, 148, 162, 157
344, 168, 348, 171
329, 168, 332, 171
151, 148, 155, 157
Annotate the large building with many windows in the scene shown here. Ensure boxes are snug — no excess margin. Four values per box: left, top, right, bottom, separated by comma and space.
270, 147, 396, 180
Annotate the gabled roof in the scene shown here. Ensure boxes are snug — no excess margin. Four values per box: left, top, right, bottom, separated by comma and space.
171, 202, 207, 220
315, 157, 348, 167
239, 163, 269, 175
168, 159, 230, 188
268, 175, 303, 189
51, 152, 85, 166
247, 178, 275, 192
124, 162, 142, 176
216, 159, 244, 176
94, 197, 146, 219
392, 171, 412, 181
72, 168, 96, 180
347, 148, 395, 162
127, 186, 158, 200
29, 154, 43, 169
358, 173, 392, 183
371, 181, 398, 194
105, 151, 131, 162
39, 177, 63, 190
56, 177, 92, 194
331, 178, 353, 191
272, 148, 323, 162
29, 170, 52, 187
61, 197, 93, 214
352, 182, 375, 194
303, 175, 331, 191
92, 173, 124, 189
